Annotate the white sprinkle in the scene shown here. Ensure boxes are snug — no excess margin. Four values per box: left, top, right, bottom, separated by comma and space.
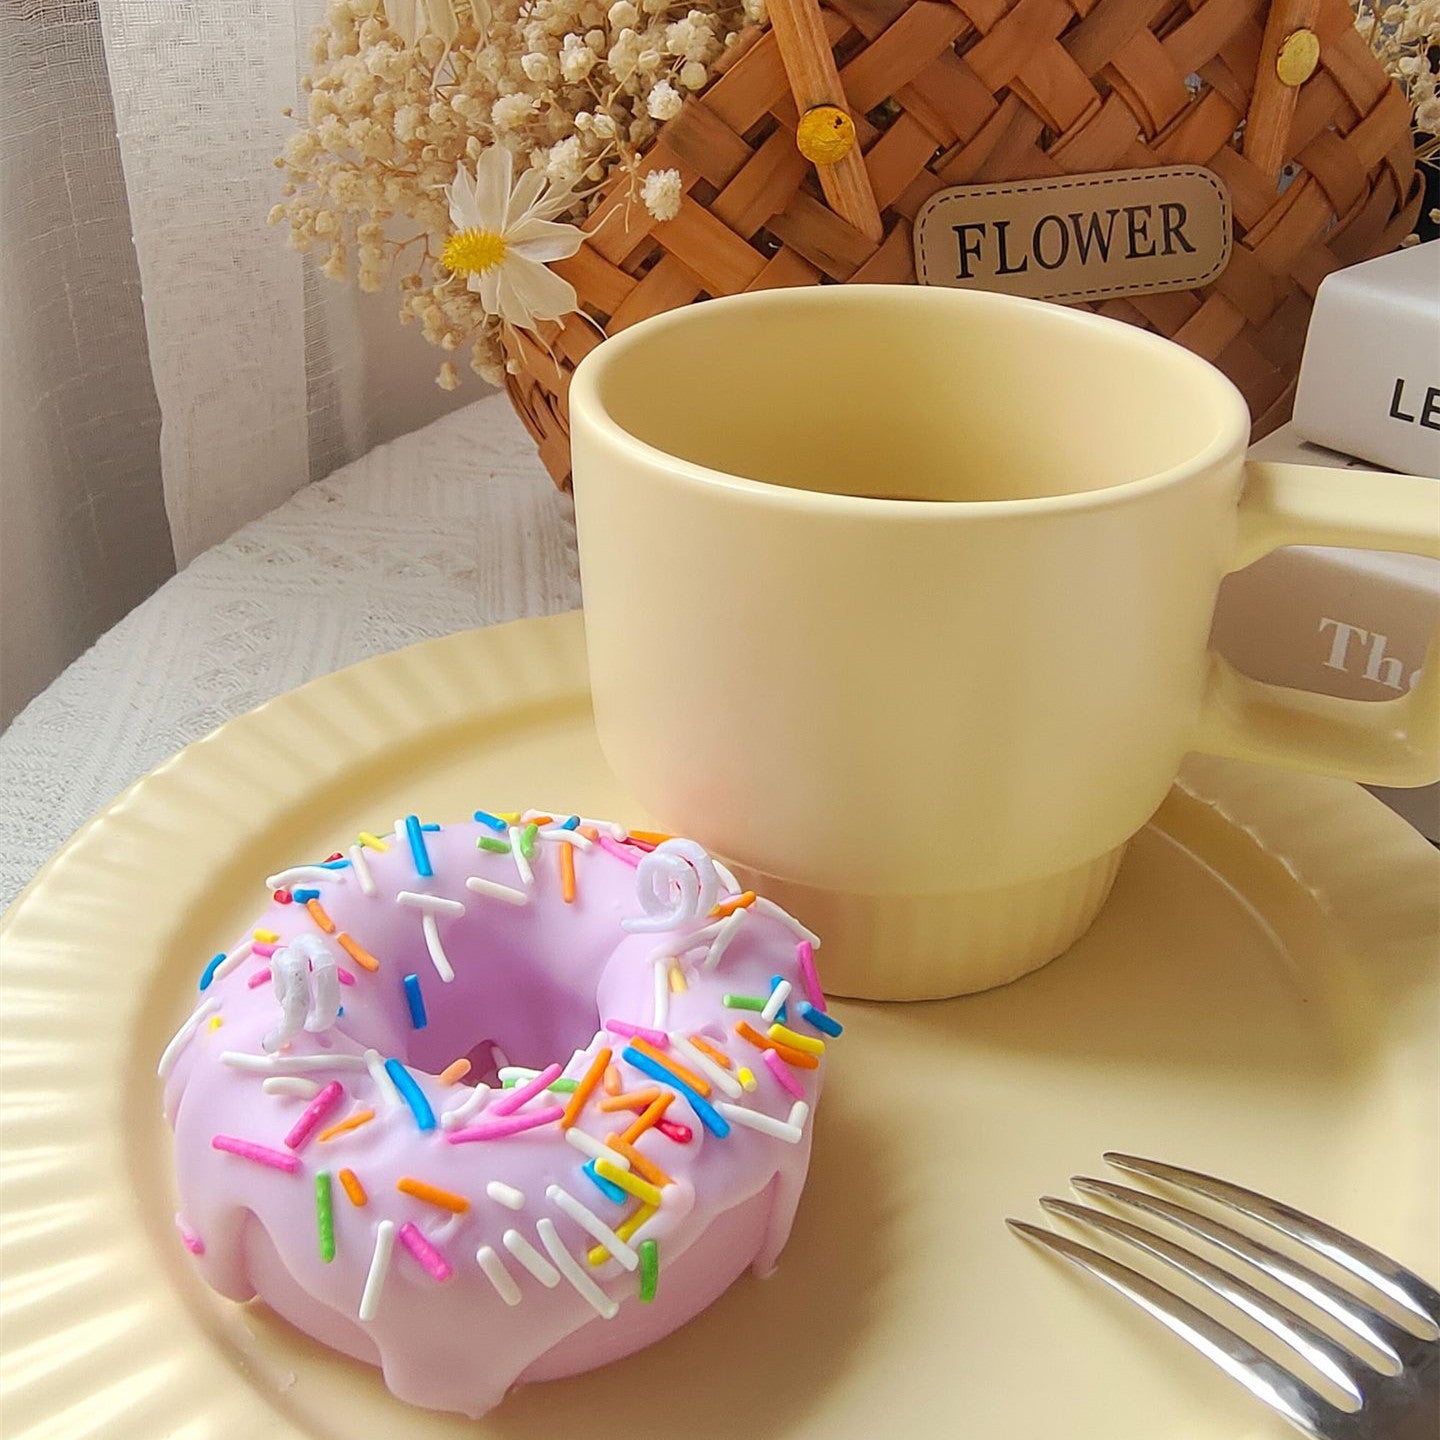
537, 1218, 620, 1318
490, 1043, 510, 1071
524, 809, 625, 838
359, 1220, 396, 1322
464, 874, 528, 906
430, 1212, 467, 1246
348, 845, 375, 897
441, 1083, 492, 1129
564, 1128, 631, 1168
265, 866, 339, 889
365, 1048, 404, 1108
209, 939, 255, 986
713, 859, 742, 892
669, 1033, 743, 1098
648, 921, 723, 967
262, 1076, 321, 1099
507, 827, 534, 886
752, 897, 821, 948
220, 1050, 368, 1074
497, 1066, 541, 1084
547, 1185, 639, 1270
788, 1099, 810, 1131
715, 1101, 804, 1143
536, 826, 593, 850
652, 959, 669, 1028
487, 1180, 527, 1210
761, 979, 792, 1024
157, 999, 220, 1078
423, 913, 454, 982
503, 1227, 560, 1287
395, 891, 466, 917
476, 1245, 522, 1305
702, 911, 747, 970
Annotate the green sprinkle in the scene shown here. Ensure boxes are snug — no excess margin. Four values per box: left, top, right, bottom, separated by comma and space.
723, 994, 767, 1011
500, 1076, 579, 1092
638, 1239, 659, 1303
477, 837, 511, 854
520, 822, 539, 859
316, 1172, 335, 1262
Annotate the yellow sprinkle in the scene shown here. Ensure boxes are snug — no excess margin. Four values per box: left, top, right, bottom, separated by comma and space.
737, 1066, 758, 1092
207, 1016, 223, 1031
319, 1108, 375, 1142
595, 1158, 662, 1208
588, 1203, 657, 1266
497, 811, 521, 824
668, 962, 687, 994
253, 929, 279, 943
767, 1022, 825, 1056
358, 832, 389, 852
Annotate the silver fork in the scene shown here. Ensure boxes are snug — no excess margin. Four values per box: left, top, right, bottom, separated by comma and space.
1009, 1153, 1439, 1439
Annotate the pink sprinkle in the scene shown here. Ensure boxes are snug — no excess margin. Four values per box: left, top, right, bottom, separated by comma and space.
398, 1222, 452, 1282
253, 942, 279, 959
490, 1062, 563, 1116
763, 1047, 807, 1099
247, 967, 272, 989
337, 967, 356, 986
623, 835, 657, 852
284, 1080, 345, 1150
445, 1105, 566, 1143
656, 1118, 692, 1144
796, 940, 825, 1011
597, 835, 642, 867
211, 1134, 300, 1172
604, 1018, 669, 1047
175, 1215, 205, 1255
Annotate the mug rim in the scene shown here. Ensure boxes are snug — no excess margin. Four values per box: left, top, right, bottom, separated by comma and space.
569, 285, 1253, 516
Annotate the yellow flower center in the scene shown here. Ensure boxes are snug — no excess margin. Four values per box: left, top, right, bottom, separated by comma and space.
443, 228, 508, 275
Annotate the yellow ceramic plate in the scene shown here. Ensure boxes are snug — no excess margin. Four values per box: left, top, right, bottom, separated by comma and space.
2, 611, 1436, 1440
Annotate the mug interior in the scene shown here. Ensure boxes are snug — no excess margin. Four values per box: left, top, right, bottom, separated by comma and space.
584, 287, 1246, 503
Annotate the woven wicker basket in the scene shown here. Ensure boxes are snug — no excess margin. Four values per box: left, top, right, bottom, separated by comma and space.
502, 0, 1422, 488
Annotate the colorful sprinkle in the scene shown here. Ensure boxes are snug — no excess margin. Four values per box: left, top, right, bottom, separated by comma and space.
768, 1021, 825, 1056
603, 1064, 622, 1095
403, 973, 428, 1029
398, 1221, 452, 1281
763, 1047, 807, 1099
477, 836, 511, 854
603, 1134, 673, 1188
472, 809, 507, 832
207, 1016, 224, 1031
359, 1219, 395, 1320
594, 1158, 662, 1208
491, 1062, 563, 1116
305, 898, 336, 934
384, 1058, 436, 1131
519, 822, 539, 859
582, 1159, 629, 1205
476, 1245, 522, 1306
604, 1018, 669, 1048
737, 1066, 758, 1091
252, 942, 278, 959
723, 993, 767, 1011
734, 1020, 819, 1069
597, 834, 642, 867
587, 1203, 657, 1266
274, 890, 293, 904
668, 962, 688, 994
797, 999, 843, 1036
397, 1177, 470, 1214
247, 968, 272, 989
336, 931, 381, 972
599, 1086, 662, 1113
628, 1036, 711, 1095
439, 1057, 471, 1086
316, 1172, 336, 1261
175, 1215, 205, 1255
358, 831, 389, 852
404, 815, 433, 878
795, 939, 825, 1010
622, 1048, 730, 1137
445, 1105, 565, 1143
254, 929, 279, 943
638, 1238, 659, 1302
620, 1091, 673, 1143
211, 1135, 300, 1172
198, 953, 227, 991
762, 975, 791, 1024
560, 841, 576, 903
669, 1033, 743, 1098
687, 1034, 733, 1068
283, 1080, 346, 1150
318, 1108, 375, 1142
711, 890, 757, 918
339, 1168, 368, 1206
292, 888, 320, 903
562, 1047, 611, 1129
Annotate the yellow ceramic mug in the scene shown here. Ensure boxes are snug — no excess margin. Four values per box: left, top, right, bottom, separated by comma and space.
569, 286, 1440, 999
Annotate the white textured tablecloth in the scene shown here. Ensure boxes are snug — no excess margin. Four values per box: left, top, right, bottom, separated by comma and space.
0, 395, 580, 909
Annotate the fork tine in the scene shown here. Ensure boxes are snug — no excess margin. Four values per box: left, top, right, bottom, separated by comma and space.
1042, 1195, 1364, 1403
1076, 1175, 1407, 1368
1105, 1155, 1440, 1334
1008, 1218, 1337, 1438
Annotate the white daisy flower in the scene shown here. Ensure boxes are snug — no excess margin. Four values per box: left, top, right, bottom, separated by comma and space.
442, 146, 585, 331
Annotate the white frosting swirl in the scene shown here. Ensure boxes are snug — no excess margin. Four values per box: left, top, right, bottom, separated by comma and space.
621, 838, 721, 934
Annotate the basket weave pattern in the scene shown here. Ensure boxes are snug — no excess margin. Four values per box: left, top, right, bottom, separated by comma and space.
503, 0, 1421, 485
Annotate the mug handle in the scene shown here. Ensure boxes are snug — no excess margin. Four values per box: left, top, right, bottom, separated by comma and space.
1194, 461, 1440, 787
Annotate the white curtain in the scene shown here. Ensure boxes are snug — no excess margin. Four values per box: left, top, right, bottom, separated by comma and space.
1, 0, 473, 724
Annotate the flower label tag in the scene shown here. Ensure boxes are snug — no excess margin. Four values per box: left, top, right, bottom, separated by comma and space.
912, 167, 1231, 304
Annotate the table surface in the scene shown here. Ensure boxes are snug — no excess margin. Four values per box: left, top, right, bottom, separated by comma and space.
0, 395, 578, 911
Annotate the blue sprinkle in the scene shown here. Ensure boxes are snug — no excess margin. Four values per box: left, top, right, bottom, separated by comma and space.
560, 815, 580, 831
622, 1047, 730, 1138
337, 1006, 345, 1018
473, 809, 507, 832
198, 953, 226, 992
292, 887, 321, 903
421, 823, 441, 832
384, 1058, 435, 1131
768, 974, 789, 1025
404, 815, 433, 878
582, 1159, 627, 1204
403, 974, 427, 1029
318, 858, 352, 870
797, 1000, 843, 1036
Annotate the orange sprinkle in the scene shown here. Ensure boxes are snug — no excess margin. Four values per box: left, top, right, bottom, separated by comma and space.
599, 1086, 662, 1113
561, 1046, 611, 1129
710, 890, 757, 919
528, 815, 555, 826
336, 932, 379, 972
306, 897, 336, 934
579, 825, 600, 841
621, 1091, 674, 1144
733, 1020, 819, 1069
338, 1169, 367, 1206
629, 1036, 711, 1096
397, 1177, 470, 1214
602, 1064, 622, 1096
603, 1134, 672, 1188
318, 1107, 375, 1142
560, 841, 576, 904
688, 1034, 733, 1069
439, 1058, 471, 1086
627, 830, 674, 845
